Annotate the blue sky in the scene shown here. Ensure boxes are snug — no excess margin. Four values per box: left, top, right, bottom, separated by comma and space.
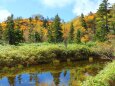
0, 0, 114, 22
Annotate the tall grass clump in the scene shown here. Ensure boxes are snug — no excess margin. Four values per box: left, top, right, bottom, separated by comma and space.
90, 42, 114, 59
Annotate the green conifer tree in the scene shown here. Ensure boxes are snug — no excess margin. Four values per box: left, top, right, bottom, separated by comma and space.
81, 13, 87, 29
69, 22, 74, 43
6, 14, 15, 45
76, 29, 81, 43
53, 14, 63, 43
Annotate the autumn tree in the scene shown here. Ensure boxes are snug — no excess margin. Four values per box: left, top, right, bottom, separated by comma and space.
68, 22, 74, 43
0, 24, 3, 40
39, 28, 44, 42
81, 13, 87, 29
86, 13, 96, 34
53, 14, 63, 43
62, 21, 69, 48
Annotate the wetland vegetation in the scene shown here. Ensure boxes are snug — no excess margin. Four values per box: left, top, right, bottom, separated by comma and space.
0, 0, 115, 86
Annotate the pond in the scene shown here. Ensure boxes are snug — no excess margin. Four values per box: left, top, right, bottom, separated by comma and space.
0, 60, 108, 86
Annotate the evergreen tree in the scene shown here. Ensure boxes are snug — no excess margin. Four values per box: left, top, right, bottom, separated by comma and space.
43, 19, 48, 28
76, 29, 81, 43
53, 14, 63, 43
39, 28, 44, 42
35, 16, 39, 22
15, 19, 24, 44
92, 16, 96, 34
47, 24, 55, 43
34, 31, 41, 42
15, 21, 23, 44
29, 17, 32, 23
14, 28, 23, 44
29, 32, 35, 42
110, 4, 115, 34
48, 29, 54, 43
69, 22, 74, 43
81, 13, 87, 29
29, 17, 34, 42
6, 14, 15, 45
5, 15, 23, 45
94, 27, 107, 42
97, 0, 109, 31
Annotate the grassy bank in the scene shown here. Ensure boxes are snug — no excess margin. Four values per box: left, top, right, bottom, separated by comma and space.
82, 61, 115, 86
0, 42, 113, 67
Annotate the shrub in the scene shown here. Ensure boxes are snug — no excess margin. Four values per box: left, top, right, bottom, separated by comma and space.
0, 43, 113, 67
82, 61, 115, 86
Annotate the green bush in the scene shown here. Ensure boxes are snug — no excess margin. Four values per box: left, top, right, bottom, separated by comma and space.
82, 61, 115, 86
0, 43, 113, 67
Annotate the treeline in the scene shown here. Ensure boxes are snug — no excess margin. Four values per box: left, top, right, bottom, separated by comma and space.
0, 0, 115, 45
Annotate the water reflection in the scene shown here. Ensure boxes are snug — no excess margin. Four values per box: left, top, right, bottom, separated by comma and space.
59, 71, 70, 86
0, 77, 10, 86
0, 61, 107, 86
15, 73, 36, 86
38, 72, 55, 86
0, 71, 70, 86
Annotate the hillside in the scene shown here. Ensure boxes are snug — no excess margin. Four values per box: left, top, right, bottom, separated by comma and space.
0, 3, 115, 44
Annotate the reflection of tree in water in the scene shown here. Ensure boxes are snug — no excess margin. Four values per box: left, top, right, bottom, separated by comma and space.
8, 76, 15, 86
17, 75, 22, 84
37, 71, 70, 86
1, 70, 70, 86
53, 72, 60, 85
29, 73, 34, 82
34, 73, 39, 86
38, 72, 55, 86
30, 73, 39, 86
59, 70, 70, 86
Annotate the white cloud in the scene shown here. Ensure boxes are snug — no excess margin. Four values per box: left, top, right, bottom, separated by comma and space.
73, 0, 115, 16
41, 0, 115, 16
109, 0, 115, 4
72, 0, 102, 15
0, 9, 11, 22
41, 0, 73, 8
41, 0, 101, 14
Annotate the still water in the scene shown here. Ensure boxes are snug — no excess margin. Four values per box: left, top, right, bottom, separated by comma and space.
0, 71, 70, 86
0, 60, 108, 86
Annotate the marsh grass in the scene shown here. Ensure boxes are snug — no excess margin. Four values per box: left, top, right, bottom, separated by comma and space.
0, 42, 113, 67
82, 61, 115, 86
